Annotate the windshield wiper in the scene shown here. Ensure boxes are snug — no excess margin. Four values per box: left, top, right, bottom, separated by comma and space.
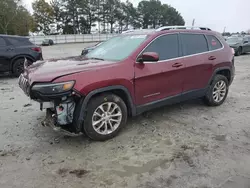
89, 57, 104, 61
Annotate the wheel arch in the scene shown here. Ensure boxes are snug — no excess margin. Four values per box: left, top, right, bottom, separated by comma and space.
11, 55, 35, 72
74, 85, 136, 132
209, 67, 232, 85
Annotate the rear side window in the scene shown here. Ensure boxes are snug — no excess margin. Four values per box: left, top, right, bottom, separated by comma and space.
0, 37, 6, 46
8, 37, 32, 45
181, 34, 208, 56
7, 38, 20, 44
143, 34, 179, 61
206, 35, 223, 50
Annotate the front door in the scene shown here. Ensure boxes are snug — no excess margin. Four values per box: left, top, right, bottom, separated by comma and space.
134, 33, 184, 106
0, 37, 13, 72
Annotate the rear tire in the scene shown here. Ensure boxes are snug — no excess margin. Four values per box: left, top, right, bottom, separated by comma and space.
83, 93, 127, 141
203, 75, 229, 106
12, 58, 28, 77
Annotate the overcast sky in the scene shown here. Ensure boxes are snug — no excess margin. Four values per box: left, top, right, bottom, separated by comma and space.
22, 0, 250, 33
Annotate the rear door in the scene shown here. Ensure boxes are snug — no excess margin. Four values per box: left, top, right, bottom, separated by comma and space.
179, 33, 212, 94
134, 33, 184, 105
245, 37, 250, 52
242, 37, 250, 53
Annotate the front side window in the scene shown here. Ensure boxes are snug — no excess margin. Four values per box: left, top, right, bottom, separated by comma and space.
143, 34, 179, 61
206, 35, 223, 50
86, 35, 147, 61
181, 34, 208, 56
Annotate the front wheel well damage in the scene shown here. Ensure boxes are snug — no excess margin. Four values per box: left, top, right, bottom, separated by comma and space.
86, 89, 133, 116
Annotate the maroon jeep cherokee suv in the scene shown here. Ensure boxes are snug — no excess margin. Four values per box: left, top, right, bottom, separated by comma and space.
19, 26, 235, 141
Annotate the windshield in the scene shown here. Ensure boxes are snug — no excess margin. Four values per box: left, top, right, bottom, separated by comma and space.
227, 37, 243, 43
86, 35, 147, 61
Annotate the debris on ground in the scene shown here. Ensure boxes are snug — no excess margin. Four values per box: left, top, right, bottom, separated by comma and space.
69, 169, 88, 178
57, 168, 88, 178
214, 134, 227, 141
23, 103, 32, 107
57, 168, 69, 177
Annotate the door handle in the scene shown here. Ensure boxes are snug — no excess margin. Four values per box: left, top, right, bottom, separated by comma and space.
7, 48, 14, 51
208, 56, 216, 60
172, 63, 183, 68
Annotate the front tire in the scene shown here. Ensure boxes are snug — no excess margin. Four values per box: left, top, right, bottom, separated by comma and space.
83, 93, 127, 141
235, 47, 242, 56
203, 75, 229, 106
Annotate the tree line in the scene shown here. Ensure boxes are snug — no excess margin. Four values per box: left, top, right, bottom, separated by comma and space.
0, 0, 34, 35
0, 0, 185, 36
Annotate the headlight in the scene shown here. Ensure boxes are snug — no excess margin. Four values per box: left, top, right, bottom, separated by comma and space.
32, 81, 75, 94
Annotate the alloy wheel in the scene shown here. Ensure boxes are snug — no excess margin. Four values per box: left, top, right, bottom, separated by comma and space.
212, 80, 227, 103
16, 60, 24, 74
92, 102, 122, 135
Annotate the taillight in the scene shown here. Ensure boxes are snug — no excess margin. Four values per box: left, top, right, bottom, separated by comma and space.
231, 48, 235, 55
31, 47, 41, 53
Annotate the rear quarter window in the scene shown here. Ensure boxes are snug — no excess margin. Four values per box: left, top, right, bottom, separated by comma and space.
206, 35, 223, 51
8, 37, 33, 46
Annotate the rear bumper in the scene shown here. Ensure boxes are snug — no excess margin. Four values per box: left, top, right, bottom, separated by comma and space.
37, 53, 43, 61
230, 46, 239, 54
230, 58, 235, 85
33, 53, 43, 62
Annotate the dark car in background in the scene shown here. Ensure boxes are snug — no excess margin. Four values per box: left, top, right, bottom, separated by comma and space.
226, 36, 250, 56
81, 42, 103, 56
0, 35, 43, 76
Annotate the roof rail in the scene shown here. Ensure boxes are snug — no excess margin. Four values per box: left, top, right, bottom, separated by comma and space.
121, 29, 156, 34
156, 26, 212, 31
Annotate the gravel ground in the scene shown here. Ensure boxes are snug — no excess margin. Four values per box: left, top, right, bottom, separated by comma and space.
1, 43, 250, 188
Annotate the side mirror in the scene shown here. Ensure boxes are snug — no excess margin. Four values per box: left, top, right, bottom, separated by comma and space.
137, 52, 159, 63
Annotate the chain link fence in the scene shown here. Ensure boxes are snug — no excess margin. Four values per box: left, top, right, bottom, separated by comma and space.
29, 34, 117, 45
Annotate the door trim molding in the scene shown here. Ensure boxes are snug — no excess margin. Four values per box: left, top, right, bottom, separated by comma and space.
136, 88, 207, 115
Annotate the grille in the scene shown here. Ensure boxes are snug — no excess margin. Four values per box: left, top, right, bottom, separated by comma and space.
18, 74, 30, 96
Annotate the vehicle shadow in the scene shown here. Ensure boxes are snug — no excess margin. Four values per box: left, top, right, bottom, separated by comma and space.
0, 74, 17, 79
0, 75, 17, 85
54, 98, 206, 145
241, 52, 250, 56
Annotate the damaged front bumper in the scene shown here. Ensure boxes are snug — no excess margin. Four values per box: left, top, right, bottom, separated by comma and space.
39, 96, 83, 136
42, 108, 82, 136
19, 74, 83, 135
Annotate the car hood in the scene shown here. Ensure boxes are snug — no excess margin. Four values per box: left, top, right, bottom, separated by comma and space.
24, 56, 117, 83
